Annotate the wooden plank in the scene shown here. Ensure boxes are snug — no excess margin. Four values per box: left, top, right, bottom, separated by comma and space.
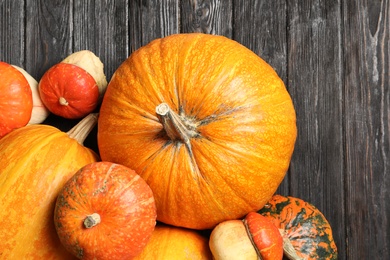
24, 0, 72, 79
180, 0, 233, 37
129, 0, 179, 52
343, 0, 390, 258
286, 0, 346, 258
72, 0, 129, 80
0, 0, 25, 66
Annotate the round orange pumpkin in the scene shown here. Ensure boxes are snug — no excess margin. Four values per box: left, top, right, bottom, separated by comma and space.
0, 113, 99, 259
39, 63, 99, 119
54, 161, 157, 260
0, 61, 33, 138
98, 33, 297, 229
133, 224, 212, 260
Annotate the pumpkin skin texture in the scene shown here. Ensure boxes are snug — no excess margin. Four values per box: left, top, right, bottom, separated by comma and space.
98, 33, 297, 229
209, 212, 283, 260
244, 212, 284, 260
39, 62, 99, 119
258, 195, 338, 260
0, 114, 99, 259
0, 61, 33, 138
133, 224, 212, 260
54, 161, 157, 260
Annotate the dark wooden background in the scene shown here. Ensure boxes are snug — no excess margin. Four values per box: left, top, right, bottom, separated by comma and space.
1, 1, 389, 259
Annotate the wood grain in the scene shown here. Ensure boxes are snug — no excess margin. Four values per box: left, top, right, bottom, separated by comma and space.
286, 1, 346, 259
0, 1, 389, 259
25, 0, 72, 79
129, 0, 179, 52
181, 0, 233, 36
343, 0, 390, 258
0, 0, 24, 66
72, 0, 129, 79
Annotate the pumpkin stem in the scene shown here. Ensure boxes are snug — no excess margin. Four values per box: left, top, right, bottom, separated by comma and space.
279, 229, 303, 260
59, 96, 69, 106
84, 213, 101, 228
66, 113, 99, 145
155, 103, 198, 146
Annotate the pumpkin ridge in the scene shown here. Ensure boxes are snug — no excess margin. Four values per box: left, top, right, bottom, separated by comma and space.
96, 172, 150, 215
0, 127, 66, 188
187, 141, 258, 218
87, 163, 156, 221
131, 45, 166, 106
190, 137, 281, 215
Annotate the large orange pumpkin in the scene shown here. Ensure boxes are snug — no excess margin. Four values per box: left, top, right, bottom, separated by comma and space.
98, 33, 297, 229
0, 113, 99, 259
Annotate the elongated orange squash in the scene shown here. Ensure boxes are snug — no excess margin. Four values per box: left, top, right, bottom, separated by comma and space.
0, 113, 99, 259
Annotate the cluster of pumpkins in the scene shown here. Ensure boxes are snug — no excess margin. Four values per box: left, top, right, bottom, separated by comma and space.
0, 33, 337, 259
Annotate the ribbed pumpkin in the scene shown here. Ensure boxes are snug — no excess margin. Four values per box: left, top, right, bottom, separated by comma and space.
133, 224, 212, 260
54, 161, 157, 260
209, 212, 283, 260
98, 33, 297, 229
0, 113, 99, 259
258, 195, 338, 260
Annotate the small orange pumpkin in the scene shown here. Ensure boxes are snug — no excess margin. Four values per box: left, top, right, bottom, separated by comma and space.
0, 113, 99, 259
134, 224, 212, 260
54, 161, 157, 260
244, 212, 284, 260
39, 50, 108, 119
39, 63, 99, 119
98, 33, 297, 229
0, 61, 33, 138
209, 212, 283, 260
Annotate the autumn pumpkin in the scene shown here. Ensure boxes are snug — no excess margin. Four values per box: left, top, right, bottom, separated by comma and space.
133, 224, 212, 260
209, 212, 283, 260
54, 161, 157, 260
98, 33, 297, 229
0, 113, 99, 259
39, 50, 107, 119
258, 195, 338, 260
0, 61, 33, 138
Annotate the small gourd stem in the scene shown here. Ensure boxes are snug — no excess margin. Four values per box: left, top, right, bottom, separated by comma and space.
59, 96, 69, 106
279, 229, 303, 260
242, 218, 263, 260
84, 213, 101, 229
155, 103, 197, 148
66, 113, 99, 145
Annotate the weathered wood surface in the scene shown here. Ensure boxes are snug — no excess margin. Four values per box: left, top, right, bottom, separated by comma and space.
1, 0, 389, 259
